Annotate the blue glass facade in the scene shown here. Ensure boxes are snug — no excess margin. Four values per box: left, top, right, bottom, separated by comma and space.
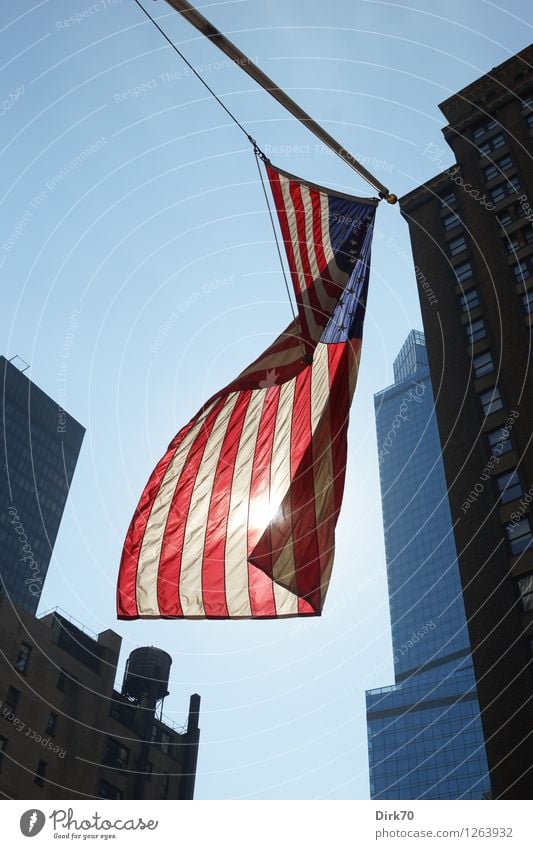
366, 331, 490, 799
0, 356, 84, 614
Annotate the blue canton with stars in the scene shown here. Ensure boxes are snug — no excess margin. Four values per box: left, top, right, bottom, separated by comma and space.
320, 196, 376, 344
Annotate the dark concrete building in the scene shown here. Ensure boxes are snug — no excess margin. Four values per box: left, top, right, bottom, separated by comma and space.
0, 355, 85, 613
0, 594, 200, 799
400, 45, 533, 799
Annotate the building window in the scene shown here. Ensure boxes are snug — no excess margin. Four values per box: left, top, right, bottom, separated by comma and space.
527, 636, 533, 658
513, 258, 533, 283
497, 210, 513, 228
109, 701, 120, 721
454, 260, 474, 283
466, 317, 487, 344
14, 643, 31, 674
460, 288, 480, 312
516, 572, 533, 611
479, 386, 503, 416
488, 425, 513, 457
161, 774, 170, 799
440, 190, 456, 208
5, 686, 20, 715
505, 234, 521, 255
160, 731, 171, 755
443, 211, 461, 231
47, 712, 58, 737
34, 759, 47, 786
478, 133, 506, 155
490, 175, 521, 204
56, 668, 77, 692
522, 291, 533, 315
104, 737, 129, 770
507, 519, 533, 556
495, 470, 523, 504
472, 117, 498, 139
490, 185, 506, 204
146, 762, 153, 782
0, 736, 6, 770
473, 350, 495, 379
99, 779, 123, 800
483, 155, 513, 182
448, 235, 467, 256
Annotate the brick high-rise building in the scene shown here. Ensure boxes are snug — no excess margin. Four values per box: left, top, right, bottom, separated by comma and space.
0, 594, 200, 800
400, 45, 533, 799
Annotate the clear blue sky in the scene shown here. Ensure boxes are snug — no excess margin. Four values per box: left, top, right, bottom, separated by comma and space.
1, 0, 530, 800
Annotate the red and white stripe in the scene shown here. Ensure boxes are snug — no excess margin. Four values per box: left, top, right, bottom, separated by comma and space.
117, 338, 361, 619
266, 164, 353, 353
117, 161, 375, 620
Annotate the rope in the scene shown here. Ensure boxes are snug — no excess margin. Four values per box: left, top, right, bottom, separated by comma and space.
252, 148, 298, 320
132, 0, 300, 329
252, 148, 309, 359
132, 0, 264, 155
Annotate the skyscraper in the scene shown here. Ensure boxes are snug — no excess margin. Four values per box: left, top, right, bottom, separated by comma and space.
366, 330, 490, 799
0, 355, 85, 614
399, 45, 533, 798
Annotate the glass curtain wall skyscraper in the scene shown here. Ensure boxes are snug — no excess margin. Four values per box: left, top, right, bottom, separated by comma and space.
0, 355, 84, 614
366, 331, 490, 799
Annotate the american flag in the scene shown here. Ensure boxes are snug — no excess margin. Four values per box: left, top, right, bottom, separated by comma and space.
117, 162, 377, 619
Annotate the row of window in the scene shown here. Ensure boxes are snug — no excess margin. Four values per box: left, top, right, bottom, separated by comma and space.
0, 746, 148, 798
483, 153, 514, 184
464, 334, 533, 557
445, 189, 526, 260
472, 99, 532, 146
513, 256, 533, 288
504, 225, 533, 255
99, 772, 170, 799
0, 737, 48, 787
3, 684, 58, 736
489, 174, 521, 205
454, 259, 532, 330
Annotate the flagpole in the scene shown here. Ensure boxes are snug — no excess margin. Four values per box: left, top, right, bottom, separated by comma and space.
162, 0, 397, 204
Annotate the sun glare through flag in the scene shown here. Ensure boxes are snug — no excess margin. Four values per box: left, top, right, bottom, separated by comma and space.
117, 162, 377, 619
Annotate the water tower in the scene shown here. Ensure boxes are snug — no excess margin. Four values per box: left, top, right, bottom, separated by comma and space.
122, 646, 172, 713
